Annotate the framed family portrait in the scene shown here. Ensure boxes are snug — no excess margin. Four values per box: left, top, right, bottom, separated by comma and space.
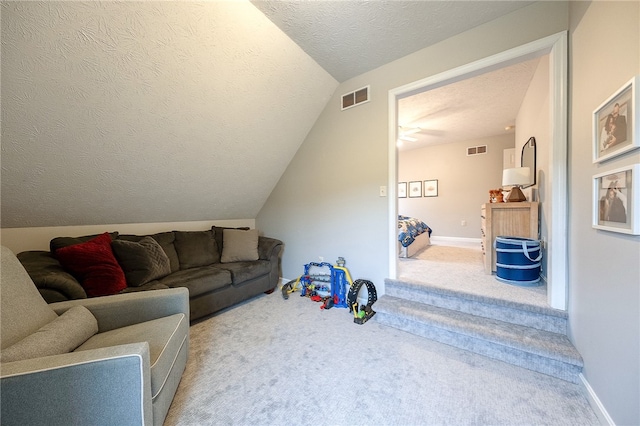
592, 164, 640, 235
398, 182, 407, 198
423, 179, 438, 197
409, 181, 422, 198
592, 75, 639, 163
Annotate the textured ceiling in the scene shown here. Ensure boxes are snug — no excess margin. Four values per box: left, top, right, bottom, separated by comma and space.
1, 1, 337, 228
2, 0, 540, 229
397, 57, 541, 151
251, 0, 536, 82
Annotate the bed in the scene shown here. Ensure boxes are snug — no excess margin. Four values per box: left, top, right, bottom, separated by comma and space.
398, 215, 432, 258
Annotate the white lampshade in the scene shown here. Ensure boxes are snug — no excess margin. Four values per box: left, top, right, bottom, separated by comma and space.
502, 167, 530, 187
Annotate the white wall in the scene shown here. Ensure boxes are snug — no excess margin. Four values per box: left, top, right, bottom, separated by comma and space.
515, 54, 551, 278
257, 1, 569, 289
0, 219, 255, 254
398, 134, 514, 238
569, 2, 640, 425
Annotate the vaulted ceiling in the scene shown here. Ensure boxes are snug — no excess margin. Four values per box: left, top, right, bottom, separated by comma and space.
1, 1, 536, 228
251, 1, 535, 83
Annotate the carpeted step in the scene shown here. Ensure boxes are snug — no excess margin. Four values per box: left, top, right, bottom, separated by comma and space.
373, 295, 583, 383
385, 278, 567, 334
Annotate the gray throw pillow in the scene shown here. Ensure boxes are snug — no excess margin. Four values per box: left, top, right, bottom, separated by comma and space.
221, 229, 259, 263
211, 226, 250, 262
1, 305, 98, 363
111, 237, 172, 287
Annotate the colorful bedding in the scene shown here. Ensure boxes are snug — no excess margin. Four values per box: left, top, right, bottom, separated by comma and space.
398, 215, 432, 248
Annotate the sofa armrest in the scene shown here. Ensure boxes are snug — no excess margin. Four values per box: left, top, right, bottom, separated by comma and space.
50, 287, 189, 332
1, 343, 152, 426
258, 236, 283, 261
17, 250, 87, 302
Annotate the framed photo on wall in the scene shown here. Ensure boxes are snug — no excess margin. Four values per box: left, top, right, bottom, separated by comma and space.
423, 179, 438, 197
593, 75, 639, 163
398, 182, 407, 198
593, 164, 640, 235
409, 181, 422, 198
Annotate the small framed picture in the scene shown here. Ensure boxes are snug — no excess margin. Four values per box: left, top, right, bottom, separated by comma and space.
424, 179, 438, 197
593, 75, 639, 163
409, 181, 422, 198
398, 182, 407, 198
593, 164, 640, 235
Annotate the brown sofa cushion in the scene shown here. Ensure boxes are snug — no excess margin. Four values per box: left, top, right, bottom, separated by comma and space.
214, 260, 270, 283
174, 230, 219, 269
158, 266, 232, 297
50, 232, 119, 253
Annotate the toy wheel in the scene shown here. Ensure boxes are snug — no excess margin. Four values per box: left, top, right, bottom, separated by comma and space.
347, 279, 377, 311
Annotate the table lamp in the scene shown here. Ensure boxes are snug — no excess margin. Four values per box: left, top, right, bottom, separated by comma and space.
502, 167, 530, 202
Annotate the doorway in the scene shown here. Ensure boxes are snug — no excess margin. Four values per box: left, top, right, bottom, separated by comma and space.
387, 32, 568, 310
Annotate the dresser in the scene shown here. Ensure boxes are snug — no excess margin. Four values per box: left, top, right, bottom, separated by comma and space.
481, 202, 539, 274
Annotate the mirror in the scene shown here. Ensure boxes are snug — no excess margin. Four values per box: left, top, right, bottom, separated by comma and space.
521, 136, 536, 188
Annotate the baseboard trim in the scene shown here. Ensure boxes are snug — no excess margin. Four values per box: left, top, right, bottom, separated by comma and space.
579, 373, 615, 425
539, 273, 548, 285
430, 236, 482, 245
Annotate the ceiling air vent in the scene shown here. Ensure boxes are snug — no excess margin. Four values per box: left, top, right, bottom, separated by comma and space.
341, 85, 370, 110
467, 145, 487, 156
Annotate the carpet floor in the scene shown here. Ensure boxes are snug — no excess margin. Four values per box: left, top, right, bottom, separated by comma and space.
398, 241, 548, 309
164, 289, 598, 425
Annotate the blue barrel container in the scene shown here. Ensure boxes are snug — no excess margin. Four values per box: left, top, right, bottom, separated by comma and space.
495, 236, 541, 286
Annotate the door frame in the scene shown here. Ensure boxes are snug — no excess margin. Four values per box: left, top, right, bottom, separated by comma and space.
387, 31, 568, 310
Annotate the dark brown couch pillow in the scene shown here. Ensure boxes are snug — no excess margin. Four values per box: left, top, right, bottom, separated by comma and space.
111, 237, 172, 287
173, 230, 219, 269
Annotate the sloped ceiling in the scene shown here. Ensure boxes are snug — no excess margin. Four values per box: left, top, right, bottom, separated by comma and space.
1, 0, 537, 229
1, 1, 337, 228
251, 0, 535, 82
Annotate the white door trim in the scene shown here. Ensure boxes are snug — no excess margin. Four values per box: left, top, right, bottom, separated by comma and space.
387, 31, 568, 310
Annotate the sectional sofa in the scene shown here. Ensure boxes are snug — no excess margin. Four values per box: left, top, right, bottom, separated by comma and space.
18, 226, 283, 321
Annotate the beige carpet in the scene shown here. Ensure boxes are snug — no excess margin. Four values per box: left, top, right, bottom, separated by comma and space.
398, 242, 549, 310
164, 290, 597, 425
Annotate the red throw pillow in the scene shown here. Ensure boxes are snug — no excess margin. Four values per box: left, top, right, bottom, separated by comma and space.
55, 232, 127, 297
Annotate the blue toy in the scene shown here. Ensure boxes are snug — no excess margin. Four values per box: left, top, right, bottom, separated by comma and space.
282, 260, 353, 308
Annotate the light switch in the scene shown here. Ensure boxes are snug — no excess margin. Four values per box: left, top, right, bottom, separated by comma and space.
379, 186, 387, 197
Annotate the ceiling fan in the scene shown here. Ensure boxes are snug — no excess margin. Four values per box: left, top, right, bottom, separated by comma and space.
398, 126, 422, 142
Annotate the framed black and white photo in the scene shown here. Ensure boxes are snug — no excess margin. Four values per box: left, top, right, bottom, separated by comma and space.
593, 75, 639, 163
398, 182, 407, 198
409, 181, 422, 198
593, 164, 640, 235
423, 179, 438, 197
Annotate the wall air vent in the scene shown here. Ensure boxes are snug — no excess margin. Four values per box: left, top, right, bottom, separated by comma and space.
467, 145, 487, 156
341, 85, 370, 110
